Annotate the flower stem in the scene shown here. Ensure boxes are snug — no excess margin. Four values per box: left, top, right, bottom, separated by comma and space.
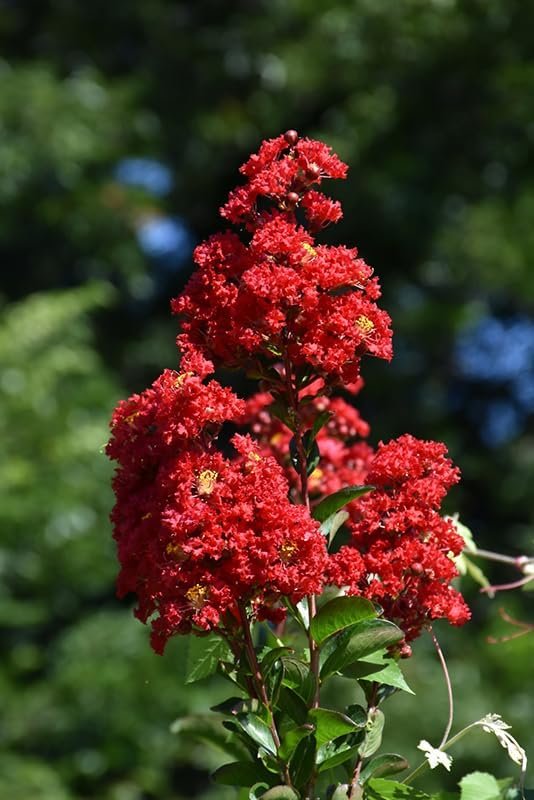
431, 629, 454, 749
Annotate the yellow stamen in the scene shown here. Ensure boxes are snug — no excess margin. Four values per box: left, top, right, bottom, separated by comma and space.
302, 242, 317, 262
270, 433, 284, 446
197, 469, 218, 496
125, 410, 141, 425
309, 467, 324, 482
166, 542, 185, 560
355, 315, 375, 335
174, 371, 193, 388
280, 542, 298, 563
186, 584, 208, 609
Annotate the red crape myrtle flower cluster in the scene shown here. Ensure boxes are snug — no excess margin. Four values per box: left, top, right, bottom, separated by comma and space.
108, 130, 469, 655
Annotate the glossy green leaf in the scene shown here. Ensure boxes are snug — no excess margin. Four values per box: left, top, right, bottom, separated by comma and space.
310, 596, 377, 644
308, 707, 361, 746
185, 634, 231, 683
210, 696, 247, 715
342, 653, 414, 694
261, 647, 294, 674
317, 742, 362, 772
278, 725, 314, 760
312, 485, 374, 523
321, 620, 403, 677
365, 778, 432, 800
213, 760, 273, 787
249, 782, 271, 800
277, 686, 308, 725
459, 772, 501, 800
289, 734, 316, 790
319, 509, 349, 545
236, 713, 277, 756
310, 410, 333, 439
359, 754, 409, 784
359, 709, 385, 758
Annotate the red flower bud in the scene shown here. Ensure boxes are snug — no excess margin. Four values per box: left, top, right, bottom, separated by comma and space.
284, 129, 299, 146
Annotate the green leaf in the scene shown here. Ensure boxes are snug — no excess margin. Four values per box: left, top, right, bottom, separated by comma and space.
249, 782, 271, 800
236, 713, 277, 756
359, 709, 385, 758
210, 696, 247, 715
310, 596, 377, 644
279, 725, 314, 760
365, 778, 432, 800
213, 761, 273, 787
308, 707, 361, 746
319, 510, 349, 545
359, 754, 409, 784
342, 653, 414, 694
317, 742, 362, 772
185, 634, 231, 683
289, 734, 316, 790
261, 646, 294, 674
321, 620, 403, 677
277, 687, 308, 725
310, 410, 333, 439
312, 485, 374, 523
459, 772, 501, 800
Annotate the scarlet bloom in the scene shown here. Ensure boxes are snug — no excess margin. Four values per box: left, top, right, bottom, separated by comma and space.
107, 369, 327, 653
332, 434, 471, 640
173, 131, 392, 387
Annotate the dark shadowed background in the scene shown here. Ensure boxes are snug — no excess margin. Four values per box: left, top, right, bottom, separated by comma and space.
0, 1, 533, 798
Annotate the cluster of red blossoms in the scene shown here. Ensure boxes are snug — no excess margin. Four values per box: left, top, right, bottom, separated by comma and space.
107, 366, 327, 653
108, 130, 470, 654
174, 130, 392, 385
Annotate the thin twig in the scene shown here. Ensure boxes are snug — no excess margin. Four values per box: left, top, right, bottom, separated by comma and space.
431, 629, 454, 749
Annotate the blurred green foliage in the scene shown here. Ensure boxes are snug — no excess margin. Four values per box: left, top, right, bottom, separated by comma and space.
0, 1, 532, 798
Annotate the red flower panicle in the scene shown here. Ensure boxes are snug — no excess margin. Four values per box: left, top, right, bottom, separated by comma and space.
107, 369, 326, 653
174, 130, 392, 386
108, 131, 470, 656
330, 434, 470, 640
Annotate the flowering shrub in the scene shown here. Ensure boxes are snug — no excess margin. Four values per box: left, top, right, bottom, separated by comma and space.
107, 131, 527, 800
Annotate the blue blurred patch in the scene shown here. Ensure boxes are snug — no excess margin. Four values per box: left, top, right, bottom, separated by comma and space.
453, 313, 534, 446
136, 216, 194, 271
114, 158, 174, 197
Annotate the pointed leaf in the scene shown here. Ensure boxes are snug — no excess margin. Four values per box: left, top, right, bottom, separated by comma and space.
321, 620, 403, 678
277, 686, 308, 725
236, 713, 277, 756
308, 707, 361, 746
342, 653, 414, 694
289, 734, 316, 790
317, 743, 362, 772
319, 510, 349, 545
186, 634, 231, 683
365, 779, 432, 800
261, 646, 294, 674
313, 485, 374, 523
279, 725, 314, 760
310, 596, 377, 644
359, 709, 385, 758
359, 754, 409, 784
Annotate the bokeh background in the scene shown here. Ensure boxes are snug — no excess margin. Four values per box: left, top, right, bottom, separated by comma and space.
1, 2, 533, 798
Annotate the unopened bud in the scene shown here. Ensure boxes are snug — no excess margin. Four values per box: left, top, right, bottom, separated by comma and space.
305, 163, 321, 180
286, 191, 300, 207
412, 562, 424, 575
399, 643, 413, 659
284, 129, 299, 146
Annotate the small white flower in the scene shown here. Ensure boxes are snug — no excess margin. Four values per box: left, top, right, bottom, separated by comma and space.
417, 740, 453, 771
